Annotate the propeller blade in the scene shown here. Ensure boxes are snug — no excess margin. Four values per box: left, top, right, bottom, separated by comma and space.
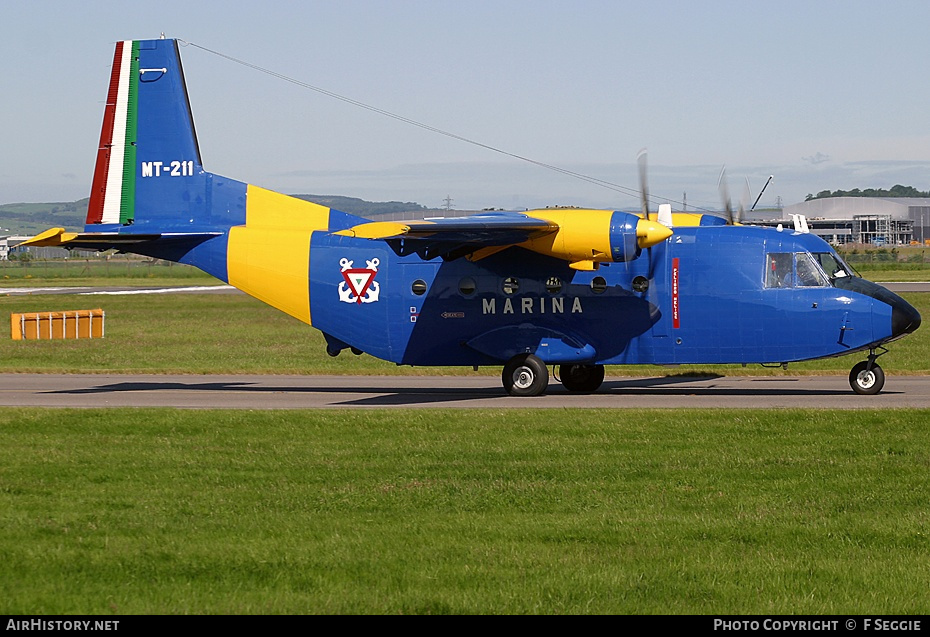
718, 166, 733, 224
738, 177, 751, 225
637, 149, 650, 219
637, 150, 663, 282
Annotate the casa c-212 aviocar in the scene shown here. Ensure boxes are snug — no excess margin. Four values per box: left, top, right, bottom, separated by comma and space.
24, 38, 921, 396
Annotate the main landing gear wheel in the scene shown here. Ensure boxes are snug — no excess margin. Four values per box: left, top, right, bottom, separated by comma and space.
559, 364, 605, 393
849, 361, 885, 395
502, 354, 549, 397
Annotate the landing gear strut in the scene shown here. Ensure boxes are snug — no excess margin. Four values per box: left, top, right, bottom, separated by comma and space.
849, 348, 886, 395
502, 354, 549, 396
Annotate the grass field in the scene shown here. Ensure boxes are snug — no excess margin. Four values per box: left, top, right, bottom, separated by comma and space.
1, 271, 927, 615
0, 260, 218, 288
1, 408, 928, 614
855, 265, 930, 282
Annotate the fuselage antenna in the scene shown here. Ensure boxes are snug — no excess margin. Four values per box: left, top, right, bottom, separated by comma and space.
750, 175, 774, 211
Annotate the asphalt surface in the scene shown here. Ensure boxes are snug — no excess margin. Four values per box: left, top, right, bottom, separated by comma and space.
879, 282, 930, 292
0, 373, 927, 409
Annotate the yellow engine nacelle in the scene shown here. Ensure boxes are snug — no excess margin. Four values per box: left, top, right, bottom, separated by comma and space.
518, 209, 671, 270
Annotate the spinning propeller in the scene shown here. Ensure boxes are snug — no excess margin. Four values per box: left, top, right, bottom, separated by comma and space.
717, 167, 751, 226
638, 150, 673, 229
635, 149, 670, 286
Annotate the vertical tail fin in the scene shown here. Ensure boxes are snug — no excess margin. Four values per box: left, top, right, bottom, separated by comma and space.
85, 38, 219, 232
25, 37, 363, 327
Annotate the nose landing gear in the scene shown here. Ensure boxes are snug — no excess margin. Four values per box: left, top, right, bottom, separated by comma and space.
849, 347, 887, 395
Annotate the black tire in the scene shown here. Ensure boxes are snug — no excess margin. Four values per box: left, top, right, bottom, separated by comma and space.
502, 354, 549, 397
559, 364, 605, 393
849, 361, 884, 395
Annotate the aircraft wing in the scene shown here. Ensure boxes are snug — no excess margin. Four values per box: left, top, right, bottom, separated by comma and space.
333, 212, 558, 260
333, 208, 672, 267
335, 212, 557, 242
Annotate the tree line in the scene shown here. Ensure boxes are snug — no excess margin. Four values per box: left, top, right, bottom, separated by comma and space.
805, 185, 929, 201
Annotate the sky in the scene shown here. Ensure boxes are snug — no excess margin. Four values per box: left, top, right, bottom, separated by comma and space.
4, 0, 930, 213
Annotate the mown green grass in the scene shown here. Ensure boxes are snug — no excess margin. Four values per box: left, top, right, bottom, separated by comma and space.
1, 408, 928, 614
0, 260, 218, 288
1, 292, 927, 376
0, 292, 394, 375
858, 270, 930, 282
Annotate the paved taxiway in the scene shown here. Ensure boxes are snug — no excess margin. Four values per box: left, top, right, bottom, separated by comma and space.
0, 373, 927, 409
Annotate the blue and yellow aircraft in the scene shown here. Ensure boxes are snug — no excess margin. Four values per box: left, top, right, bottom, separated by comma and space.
24, 38, 921, 396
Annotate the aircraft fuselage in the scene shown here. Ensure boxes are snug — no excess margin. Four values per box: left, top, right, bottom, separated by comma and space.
308, 224, 917, 368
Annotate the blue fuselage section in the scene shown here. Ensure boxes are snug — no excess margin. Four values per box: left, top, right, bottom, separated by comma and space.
306, 225, 915, 368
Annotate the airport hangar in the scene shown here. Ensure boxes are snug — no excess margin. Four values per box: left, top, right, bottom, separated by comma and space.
748, 197, 930, 247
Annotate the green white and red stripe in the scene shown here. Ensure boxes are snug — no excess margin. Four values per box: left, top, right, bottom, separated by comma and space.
86, 40, 139, 225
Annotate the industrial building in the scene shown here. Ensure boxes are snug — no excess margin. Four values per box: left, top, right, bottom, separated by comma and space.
749, 197, 930, 246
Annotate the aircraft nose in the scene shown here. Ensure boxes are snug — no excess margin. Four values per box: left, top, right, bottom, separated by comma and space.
891, 297, 921, 338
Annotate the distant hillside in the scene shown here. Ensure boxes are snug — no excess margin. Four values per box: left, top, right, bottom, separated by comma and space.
805, 185, 929, 201
0, 194, 433, 235
292, 194, 430, 216
0, 199, 89, 235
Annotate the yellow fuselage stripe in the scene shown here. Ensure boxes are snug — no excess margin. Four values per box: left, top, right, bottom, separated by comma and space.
227, 185, 331, 325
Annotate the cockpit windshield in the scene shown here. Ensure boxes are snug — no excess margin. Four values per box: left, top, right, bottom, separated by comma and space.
796, 252, 828, 287
765, 251, 852, 288
812, 252, 854, 280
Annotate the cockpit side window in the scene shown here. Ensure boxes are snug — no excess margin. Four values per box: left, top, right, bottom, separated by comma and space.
764, 253, 793, 288
795, 252, 828, 287
813, 252, 852, 280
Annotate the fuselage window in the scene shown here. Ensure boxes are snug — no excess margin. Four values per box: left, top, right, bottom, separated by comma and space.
502, 277, 519, 295
411, 279, 427, 295
459, 277, 477, 296
795, 252, 828, 287
546, 277, 562, 294
764, 253, 793, 288
591, 276, 607, 294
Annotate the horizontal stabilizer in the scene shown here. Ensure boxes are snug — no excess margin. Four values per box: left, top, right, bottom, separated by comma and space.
20, 227, 221, 251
